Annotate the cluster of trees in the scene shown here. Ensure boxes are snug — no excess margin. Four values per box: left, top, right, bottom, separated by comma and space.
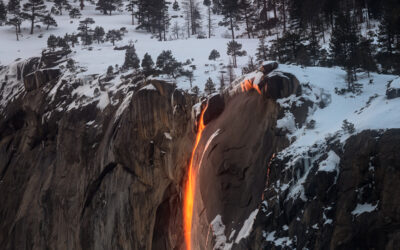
0, 0, 83, 40
113, 48, 194, 81
248, 0, 400, 83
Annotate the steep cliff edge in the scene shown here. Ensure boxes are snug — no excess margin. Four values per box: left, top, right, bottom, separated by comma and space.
0, 54, 399, 250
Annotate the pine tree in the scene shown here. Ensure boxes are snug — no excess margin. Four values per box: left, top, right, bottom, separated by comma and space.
191, 85, 200, 96
7, 0, 20, 15
218, 71, 225, 92
7, 0, 21, 32
21, 0, 47, 34
239, 0, 255, 38
54, 0, 69, 15
156, 50, 182, 78
182, 0, 202, 36
78, 18, 95, 45
173, 0, 179, 11
330, 12, 359, 85
96, 0, 121, 15
43, 13, 57, 30
47, 35, 58, 51
107, 65, 114, 75
106, 29, 122, 45
357, 36, 377, 76
219, 0, 240, 41
203, 0, 214, 38
69, 8, 81, 19
204, 77, 216, 95
125, 0, 136, 25
227, 40, 246, 68
208, 49, 220, 60
0, 0, 7, 25
255, 34, 268, 62
57, 36, 70, 51
7, 15, 22, 40
93, 26, 105, 43
123, 45, 140, 70
141, 53, 155, 76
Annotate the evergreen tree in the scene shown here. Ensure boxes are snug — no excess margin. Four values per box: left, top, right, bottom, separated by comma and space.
125, 0, 136, 25
208, 49, 220, 60
0, 0, 6, 25
219, 0, 240, 41
156, 50, 182, 78
69, 7, 81, 19
42, 13, 57, 30
123, 45, 140, 70
57, 36, 70, 51
54, 0, 69, 15
204, 77, 216, 95
7, 0, 20, 15
136, 0, 169, 41
218, 71, 225, 92
357, 36, 377, 76
96, 0, 121, 15
66, 59, 75, 72
255, 34, 268, 62
227, 40, 246, 68
78, 17, 95, 45
106, 29, 122, 45
21, 0, 47, 34
7, 15, 22, 40
47, 34, 58, 51
7, 0, 21, 32
93, 26, 105, 43
141, 53, 155, 76
203, 0, 214, 38
173, 0, 179, 11
238, 0, 255, 38
107, 65, 114, 75
182, 0, 202, 36
330, 13, 359, 85
191, 85, 199, 96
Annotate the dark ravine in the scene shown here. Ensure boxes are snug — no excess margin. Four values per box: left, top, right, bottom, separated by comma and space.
0, 55, 399, 250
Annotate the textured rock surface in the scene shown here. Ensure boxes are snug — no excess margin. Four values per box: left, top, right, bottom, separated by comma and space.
247, 129, 400, 250
1, 57, 398, 250
0, 70, 195, 249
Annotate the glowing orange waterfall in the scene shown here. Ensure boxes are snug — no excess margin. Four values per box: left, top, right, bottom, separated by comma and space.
183, 104, 208, 250
240, 78, 261, 94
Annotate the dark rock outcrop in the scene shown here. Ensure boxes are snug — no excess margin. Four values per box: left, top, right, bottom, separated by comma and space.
248, 129, 400, 250
24, 69, 61, 91
386, 77, 400, 99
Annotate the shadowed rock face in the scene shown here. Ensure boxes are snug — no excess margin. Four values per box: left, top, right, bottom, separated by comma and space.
246, 129, 400, 250
0, 74, 195, 250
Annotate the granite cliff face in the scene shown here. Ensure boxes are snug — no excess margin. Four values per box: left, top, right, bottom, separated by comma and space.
0, 54, 399, 250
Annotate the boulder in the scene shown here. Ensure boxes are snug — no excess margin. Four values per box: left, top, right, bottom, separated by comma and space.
386, 77, 400, 99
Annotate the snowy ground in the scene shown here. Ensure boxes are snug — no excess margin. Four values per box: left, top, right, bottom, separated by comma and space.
0, 1, 259, 91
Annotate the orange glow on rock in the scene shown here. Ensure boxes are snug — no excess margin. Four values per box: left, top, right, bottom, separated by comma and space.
240, 78, 261, 95
183, 104, 208, 250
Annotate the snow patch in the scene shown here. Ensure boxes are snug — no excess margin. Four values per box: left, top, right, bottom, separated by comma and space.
318, 151, 340, 172
235, 209, 259, 243
351, 203, 378, 216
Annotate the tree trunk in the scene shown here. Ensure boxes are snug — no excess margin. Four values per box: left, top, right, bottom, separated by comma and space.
230, 15, 235, 41
282, 0, 286, 32
244, 8, 251, 39
80, 0, 84, 10
15, 26, 19, 41
208, 6, 211, 38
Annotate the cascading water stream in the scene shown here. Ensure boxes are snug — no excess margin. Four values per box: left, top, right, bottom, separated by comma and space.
183, 77, 262, 250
